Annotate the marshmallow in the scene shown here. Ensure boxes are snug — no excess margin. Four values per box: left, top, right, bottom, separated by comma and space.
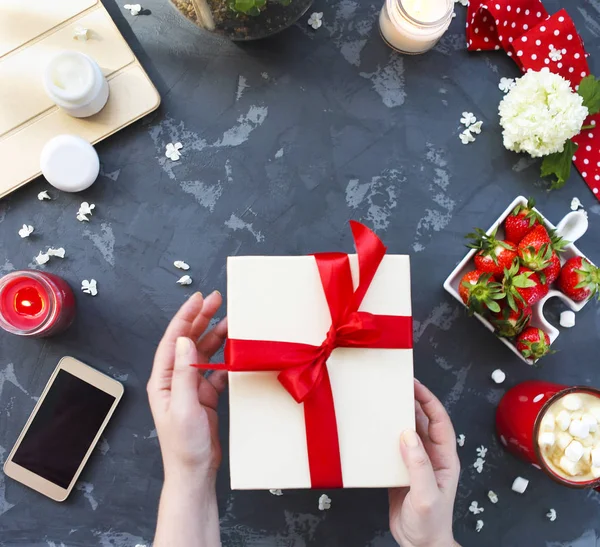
491, 369, 506, 384
582, 447, 592, 465
565, 440, 584, 462
590, 407, 600, 422
540, 412, 556, 432
582, 414, 598, 433
558, 456, 579, 476
582, 435, 596, 447
539, 432, 556, 447
569, 419, 590, 440
557, 410, 572, 431
592, 467, 600, 479
511, 477, 529, 494
559, 310, 576, 328
556, 432, 573, 451
592, 448, 600, 468
562, 394, 583, 411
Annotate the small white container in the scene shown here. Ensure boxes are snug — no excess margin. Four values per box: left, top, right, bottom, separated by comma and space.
443, 196, 594, 365
42, 51, 109, 118
379, 0, 453, 54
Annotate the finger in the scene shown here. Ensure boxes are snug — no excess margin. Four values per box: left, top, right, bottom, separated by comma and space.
190, 291, 223, 342
414, 381, 457, 450
149, 292, 204, 393
171, 337, 201, 410
207, 370, 228, 395
415, 401, 430, 443
197, 370, 228, 411
400, 430, 439, 504
196, 317, 228, 362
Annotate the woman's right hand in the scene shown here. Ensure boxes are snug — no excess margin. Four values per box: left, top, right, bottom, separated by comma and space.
389, 380, 461, 547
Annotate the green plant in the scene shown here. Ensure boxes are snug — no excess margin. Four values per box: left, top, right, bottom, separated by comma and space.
229, 0, 291, 16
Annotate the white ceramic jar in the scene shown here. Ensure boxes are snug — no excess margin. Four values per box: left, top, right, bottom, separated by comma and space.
42, 51, 109, 118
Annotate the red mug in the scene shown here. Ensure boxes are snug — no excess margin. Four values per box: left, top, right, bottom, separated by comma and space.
496, 380, 600, 491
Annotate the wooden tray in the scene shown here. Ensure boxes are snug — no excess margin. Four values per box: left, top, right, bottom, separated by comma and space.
0, 0, 161, 198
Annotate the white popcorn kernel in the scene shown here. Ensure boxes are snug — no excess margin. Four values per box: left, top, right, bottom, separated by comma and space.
487, 490, 498, 504
592, 466, 600, 479
591, 447, 600, 468
318, 494, 331, 510
491, 369, 506, 384
38, 190, 51, 200
469, 501, 484, 514
511, 477, 529, 494
560, 310, 576, 328
539, 432, 556, 447
174, 260, 190, 270
558, 456, 579, 476
569, 419, 590, 439
475, 520, 484, 533
565, 440, 584, 462
47, 247, 66, 258
81, 279, 98, 296
541, 413, 555, 432
562, 394, 583, 411
269, 489, 283, 496
176, 275, 192, 286
582, 414, 597, 433
18, 224, 34, 238
35, 251, 50, 265
557, 410, 572, 431
546, 508, 557, 522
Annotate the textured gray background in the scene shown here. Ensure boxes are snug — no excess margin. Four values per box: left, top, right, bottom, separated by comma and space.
1, 0, 600, 545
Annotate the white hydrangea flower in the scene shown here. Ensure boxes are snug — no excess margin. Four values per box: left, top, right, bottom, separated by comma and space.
457, 434, 466, 447
499, 77, 516, 93
549, 46, 562, 62
546, 508, 557, 521
38, 190, 51, 201
460, 130, 476, 144
460, 112, 477, 126
499, 70, 589, 158
308, 12, 323, 29
469, 501, 484, 515
476, 445, 488, 458
468, 121, 483, 134
318, 494, 331, 510
166, 142, 183, 161
476, 520, 484, 533
474, 457, 485, 473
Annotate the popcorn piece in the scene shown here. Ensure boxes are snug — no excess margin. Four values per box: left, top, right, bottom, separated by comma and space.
539, 432, 556, 447
457, 434, 466, 447
174, 260, 190, 271
569, 419, 590, 440
35, 251, 50, 265
541, 412, 555, 432
556, 432, 573, 451
511, 477, 529, 494
473, 457, 485, 473
582, 414, 597, 433
38, 190, 51, 201
81, 279, 98, 296
591, 447, 600, 468
565, 440, 584, 462
475, 520, 484, 533
73, 26, 90, 41
546, 508, 557, 522
177, 275, 192, 286
77, 213, 90, 222
79, 202, 96, 216
18, 224, 34, 238
469, 501, 484, 514
558, 455, 579, 476
124, 4, 142, 15
570, 197, 583, 211
269, 489, 283, 496
491, 369, 506, 384
47, 247, 66, 258
318, 494, 331, 510
556, 410, 572, 431
487, 490, 498, 504
562, 394, 583, 411
476, 446, 488, 458
560, 310, 576, 328
165, 142, 183, 161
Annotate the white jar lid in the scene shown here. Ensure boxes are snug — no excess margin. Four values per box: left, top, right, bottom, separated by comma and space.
40, 135, 99, 192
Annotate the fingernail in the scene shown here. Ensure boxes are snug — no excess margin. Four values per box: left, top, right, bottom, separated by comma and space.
214, 290, 222, 297
414, 377, 421, 384
176, 337, 192, 360
402, 429, 419, 448
193, 291, 203, 299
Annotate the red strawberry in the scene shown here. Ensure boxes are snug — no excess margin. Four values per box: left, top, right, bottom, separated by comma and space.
466, 227, 517, 279
516, 327, 553, 361
502, 260, 549, 311
558, 257, 600, 302
458, 270, 505, 316
504, 198, 543, 244
491, 305, 532, 338
540, 252, 561, 286
518, 224, 568, 272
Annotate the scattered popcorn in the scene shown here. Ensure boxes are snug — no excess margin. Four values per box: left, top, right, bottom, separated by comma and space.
79, 202, 95, 216
124, 3, 142, 15
457, 434, 466, 447
546, 508, 557, 522
475, 520, 484, 533
318, 494, 331, 511
469, 501, 484, 515
549, 45, 562, 62
47, 247, 66, 258
562, 394, 583, 411
177, 275, 192, 286
473, 457, 485, 473
77, 213, 90, 222
165, 142, 183, 161
487, 490, 498, 504
569, 419, 590, 440
308, 12, 323, 29
81, 279, 98, 296
269, 489, 283, 496
460, 112, 477, 126
570, 197, 583, 211
511, 476, 529, 494
557, 410, 572, 431
37, 190, 51, 201
18, 224, 34, 238
560, 310, 576, 328
459, 129, 476, 144
499, 77, 516, 93
476, 446, 488, 458
539, 432, 556, 447
174, 260, 190, 271
35, 251, 50, 265
491, 369, 505, 384
73, 26, 90, 41
468, 120, 483, 135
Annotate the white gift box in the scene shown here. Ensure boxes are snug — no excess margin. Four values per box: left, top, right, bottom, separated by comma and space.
227, 253, 415, 490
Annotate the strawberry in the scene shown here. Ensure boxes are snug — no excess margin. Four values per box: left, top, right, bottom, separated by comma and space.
466, 227, 517, 279
518, 224, 568, 272
558, 257, 600, 302
491, 305, 532, 338
502, 260, 549, 311
504, 197, 543, 244
540, 252, 561, 286
458, 270, 505, 315
516, 327, 553, 361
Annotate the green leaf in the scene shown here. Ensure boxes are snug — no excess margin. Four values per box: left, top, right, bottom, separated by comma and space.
577, 75, 600, 116
540, 140, 578, 190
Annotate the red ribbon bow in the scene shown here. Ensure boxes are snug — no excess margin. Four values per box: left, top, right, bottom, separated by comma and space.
195, 221, 413, 488
466, 1, 600, 201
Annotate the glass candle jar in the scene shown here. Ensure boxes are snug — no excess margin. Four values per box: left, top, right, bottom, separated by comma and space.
496, 380, 600, 491
0, 271, 76, 337
379, 0, 453, 54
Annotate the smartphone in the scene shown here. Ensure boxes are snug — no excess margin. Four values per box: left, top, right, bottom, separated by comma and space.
3, 356, 123, 501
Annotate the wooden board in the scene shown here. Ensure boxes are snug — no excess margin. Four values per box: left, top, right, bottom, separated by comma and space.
0, 0, 161, 198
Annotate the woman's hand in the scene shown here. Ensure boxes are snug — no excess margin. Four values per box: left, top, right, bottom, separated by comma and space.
147, 291, 228, 484
389, 380, 461, 547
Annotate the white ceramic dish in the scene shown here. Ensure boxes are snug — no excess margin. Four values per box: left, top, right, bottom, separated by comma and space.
443, 195, 593, 365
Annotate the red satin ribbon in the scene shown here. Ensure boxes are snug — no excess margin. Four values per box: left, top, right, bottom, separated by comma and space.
466, 2, 600, 200
194, 221, 413, 488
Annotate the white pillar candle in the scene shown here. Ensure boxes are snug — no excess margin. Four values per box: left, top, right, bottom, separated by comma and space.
43, 51, 109, 118
379, 0, 453, 54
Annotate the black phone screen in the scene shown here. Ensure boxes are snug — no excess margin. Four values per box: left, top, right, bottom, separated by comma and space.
12, 370, 116, 488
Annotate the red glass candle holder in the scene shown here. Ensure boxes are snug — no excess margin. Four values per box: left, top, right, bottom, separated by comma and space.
0, 271, 76, 337
496, 380, 600, 491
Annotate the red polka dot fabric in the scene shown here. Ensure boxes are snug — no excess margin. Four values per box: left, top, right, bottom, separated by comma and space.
467, 2, 600, 200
